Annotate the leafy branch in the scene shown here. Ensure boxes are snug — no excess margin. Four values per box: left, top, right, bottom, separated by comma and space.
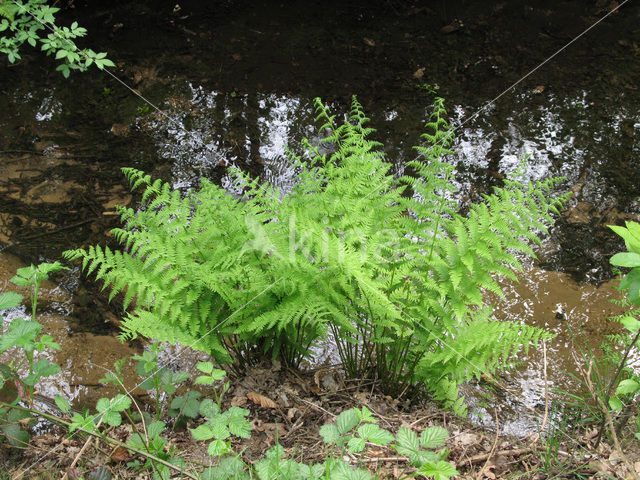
0, 0, 114, 76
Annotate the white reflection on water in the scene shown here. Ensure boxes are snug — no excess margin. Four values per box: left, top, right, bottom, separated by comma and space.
35, 91, 62, 122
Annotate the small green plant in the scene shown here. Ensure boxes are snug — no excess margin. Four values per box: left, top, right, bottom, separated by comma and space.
0, 261, 66, 446
127, 419, 187, 479
603, 220, 640, 442
190, 397, 251, 457
610, 220, 640, 305
131, 342, 190, 420
193, 361, 230, 409
552, 219, 640, 480
0, 0, 114, 77
254, 406, 458, 480
416, 83, 439, 95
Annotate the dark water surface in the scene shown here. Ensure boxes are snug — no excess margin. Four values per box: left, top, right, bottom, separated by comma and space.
1, 0, 639, 435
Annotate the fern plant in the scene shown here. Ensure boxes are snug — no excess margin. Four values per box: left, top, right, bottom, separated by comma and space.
64, 96, 568, 411
307, 97, 568, 411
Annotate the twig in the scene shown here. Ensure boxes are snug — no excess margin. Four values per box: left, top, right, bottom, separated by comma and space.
17, 218, 99, 242
358, 456, 409, 463
62, 417, 103, 480
465, 448, 536, 465
298, 398, 336, 417
409, 413, 440, 428
476, 408, 499, 479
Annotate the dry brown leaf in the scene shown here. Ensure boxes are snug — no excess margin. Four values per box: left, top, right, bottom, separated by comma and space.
231, 395, 248, 407
453, 432, 480, 447
110, 446, 132, 462
247, 391, 278, 409
533, 85, 545, 94
482, 464, 496, 479
440, 20, 463, 34
363, 37, 375, 47
412, 68, 425, 79
110, 123, 130, 137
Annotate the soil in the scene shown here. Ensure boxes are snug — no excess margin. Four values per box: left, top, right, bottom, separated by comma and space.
2, 362, 639, 479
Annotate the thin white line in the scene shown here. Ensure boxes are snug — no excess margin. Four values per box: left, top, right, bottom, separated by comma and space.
459, 0, 631, 129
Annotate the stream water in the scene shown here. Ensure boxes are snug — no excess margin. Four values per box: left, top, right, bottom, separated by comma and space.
1, 0, 639, 436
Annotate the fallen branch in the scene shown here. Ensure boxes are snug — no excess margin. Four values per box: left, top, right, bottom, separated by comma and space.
465, 448, 536, 465
476, 408, 499, 479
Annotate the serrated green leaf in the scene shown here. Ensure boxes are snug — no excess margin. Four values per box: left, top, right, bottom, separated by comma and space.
54, 394, 71, 413
110, 394, 131, 412
0, 318, 41, 353
190, 424, 214, 441
228, 414, 251, 438
2, 423, 30, 447
194, 375, 216, 385
357, 423, 393, 445
417, 460, 459, 479
0, 291, 23, 311
171, 391, 201, 418
24, 358, 60, 386
356, 405, 375, 423
102, 410, 121, 427
96, 397, 110, 413
171, 371, 190, 384
329, 462, 373, 480
137, 375, 156, 391
209, 418, 230, 440
199, 398, 220, 418
35, 334, 61, 351
420, 426, 449, 449
319, 424, 340, 444
148, 420, 165, 439
347, 436, 366, 453
616, 379, 640, 395
207, 438, 231, 457
70, 413, 95, 433
395, 427, 419, 456
336, 409, 359, 435
197, 361, 214, 374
